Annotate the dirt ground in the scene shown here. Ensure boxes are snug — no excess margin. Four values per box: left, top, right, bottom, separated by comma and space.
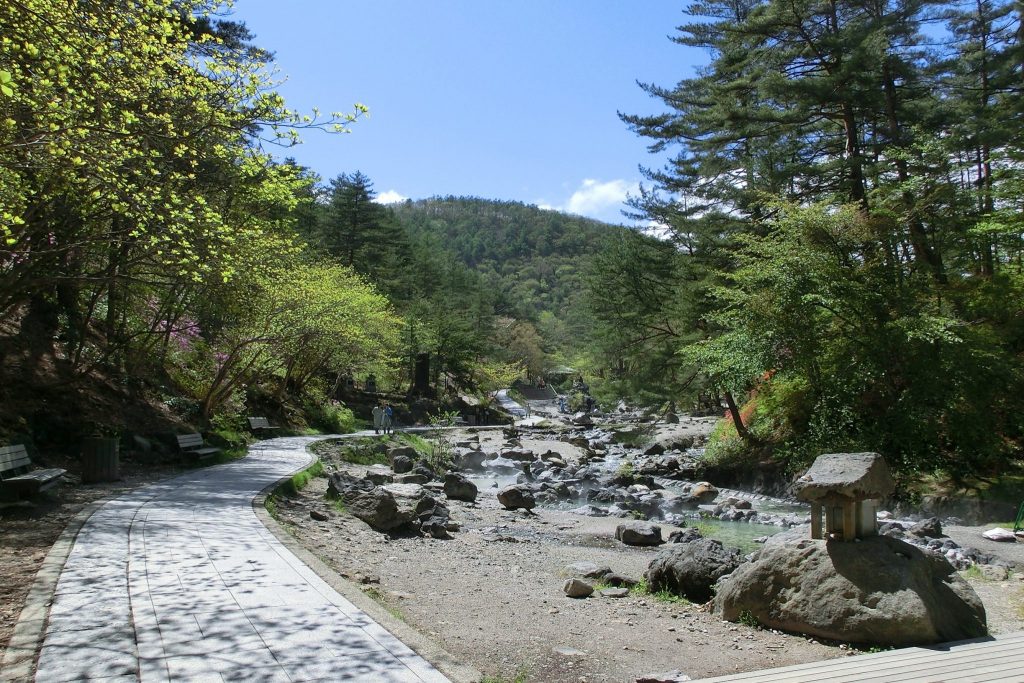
2, 433, 1022, 682
270, 433, 1024, 683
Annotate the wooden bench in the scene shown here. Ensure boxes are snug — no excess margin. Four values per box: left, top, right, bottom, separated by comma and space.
247, 417, 280, 433
175, 433, 222, 461
0, 445, 66, 496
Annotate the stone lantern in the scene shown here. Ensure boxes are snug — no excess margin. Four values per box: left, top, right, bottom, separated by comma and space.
795, 453, 895, 541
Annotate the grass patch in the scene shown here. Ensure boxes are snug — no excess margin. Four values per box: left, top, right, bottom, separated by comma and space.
277, 459, 324, 497
311, 437, 391, 466
481, 671, 528, 683
394, 431, 433, 456
630, 578, 691, 605
362, 586, 405, 622
265, 459, 324, 518
961, 565, 985, 581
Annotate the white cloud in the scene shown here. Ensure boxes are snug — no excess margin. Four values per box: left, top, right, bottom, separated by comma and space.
565, 178, 638, 218
374, 190, 408, 204
536, 179, 639, 223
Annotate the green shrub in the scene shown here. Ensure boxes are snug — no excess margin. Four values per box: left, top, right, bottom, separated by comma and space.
306, 400, 356, 434
738, 609, 760, 628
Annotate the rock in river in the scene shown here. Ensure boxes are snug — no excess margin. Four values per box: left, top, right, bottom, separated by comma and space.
616, 521, 664, 546
443, 472, 478, 502
497, 484, 536, 510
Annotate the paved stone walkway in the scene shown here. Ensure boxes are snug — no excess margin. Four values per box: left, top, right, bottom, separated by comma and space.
35, 436, 451, 682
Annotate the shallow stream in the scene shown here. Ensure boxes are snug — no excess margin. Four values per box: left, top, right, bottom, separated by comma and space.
462, 442, 805, 553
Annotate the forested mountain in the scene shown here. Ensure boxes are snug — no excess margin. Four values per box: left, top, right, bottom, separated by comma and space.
391, 197, 623, 321
294, 186, 634, 388
585, 0, 1024, 482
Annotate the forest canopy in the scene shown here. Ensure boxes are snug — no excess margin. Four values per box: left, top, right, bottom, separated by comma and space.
584, 0, 1024, 479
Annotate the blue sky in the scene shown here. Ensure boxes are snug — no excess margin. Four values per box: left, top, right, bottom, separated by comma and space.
229, 2, 708, 225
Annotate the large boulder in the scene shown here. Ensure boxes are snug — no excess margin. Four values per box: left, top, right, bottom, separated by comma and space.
452, 447, 486, 470
909, 517, 943, 539
616, 522, 664, 546
363, 465, 394, 485
712, 534, 987, 646
497, 485, 536, 510
412, 460, 437, 481
501, 449, 536, 463
417, 500, 452, 539
571, 412, 594, 426
382, 483, 432, 516
388, 445, 419, 464
646, 538, 741, 603
327, 473, 412, 531
391, 455, 414, 474
444, 472, 478, 502
686, 482, 719, 504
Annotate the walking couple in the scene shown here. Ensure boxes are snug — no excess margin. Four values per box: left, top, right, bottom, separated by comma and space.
372, 402, 394, 434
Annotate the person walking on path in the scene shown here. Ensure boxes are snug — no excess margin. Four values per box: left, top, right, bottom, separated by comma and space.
371, 403, 384, 434
382, 403, 394, 434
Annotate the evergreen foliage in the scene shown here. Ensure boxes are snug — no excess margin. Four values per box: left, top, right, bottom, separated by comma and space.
593, 0, 1024, 479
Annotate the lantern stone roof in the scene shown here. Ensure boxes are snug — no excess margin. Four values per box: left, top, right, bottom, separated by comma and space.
795, 452, 895, 503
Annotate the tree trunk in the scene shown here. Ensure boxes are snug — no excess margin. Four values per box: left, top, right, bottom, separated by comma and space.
723, 391, 754, 442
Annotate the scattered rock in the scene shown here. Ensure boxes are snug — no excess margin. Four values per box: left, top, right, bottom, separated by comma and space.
667, 528, 703, 544
412, 461, 437, 481
600, 587, 630, 598
453, 448, 486, 470
497, 485, 536, 510
687, 482, 719, 504
565, 561, 611, 579
616, 522, 664, 546
909, 517, 943, 539
646, 538, 741, 603
713, 534, 987, 646
978, 564, 1009, 581
636, 671, 691, 683
502, 449, 536, 463
310, 509, 329, 522
394, 473, 430, 485
571, 412, 594, 427
364, 465, 394, 485
569, 504, 608, 517
330, 481, 409, 531
563, 578, 594, 598
878, 522, 906, 538
443, 472, 478, 502
603, 572, 639, 588
982, 527, 1017, 542
418, 501, 452, 539
391, 455, 414, 474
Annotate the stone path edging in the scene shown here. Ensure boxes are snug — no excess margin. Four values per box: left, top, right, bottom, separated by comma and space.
251, 457, 481, 683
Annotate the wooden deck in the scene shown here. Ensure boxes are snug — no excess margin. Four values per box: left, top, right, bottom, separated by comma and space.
694, 631, 1024, 682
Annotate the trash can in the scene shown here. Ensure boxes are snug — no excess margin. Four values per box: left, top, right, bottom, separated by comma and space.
81, 436, 120, 483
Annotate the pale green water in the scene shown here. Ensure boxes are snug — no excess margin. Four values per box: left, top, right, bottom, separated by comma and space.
689, 519, 787, 553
